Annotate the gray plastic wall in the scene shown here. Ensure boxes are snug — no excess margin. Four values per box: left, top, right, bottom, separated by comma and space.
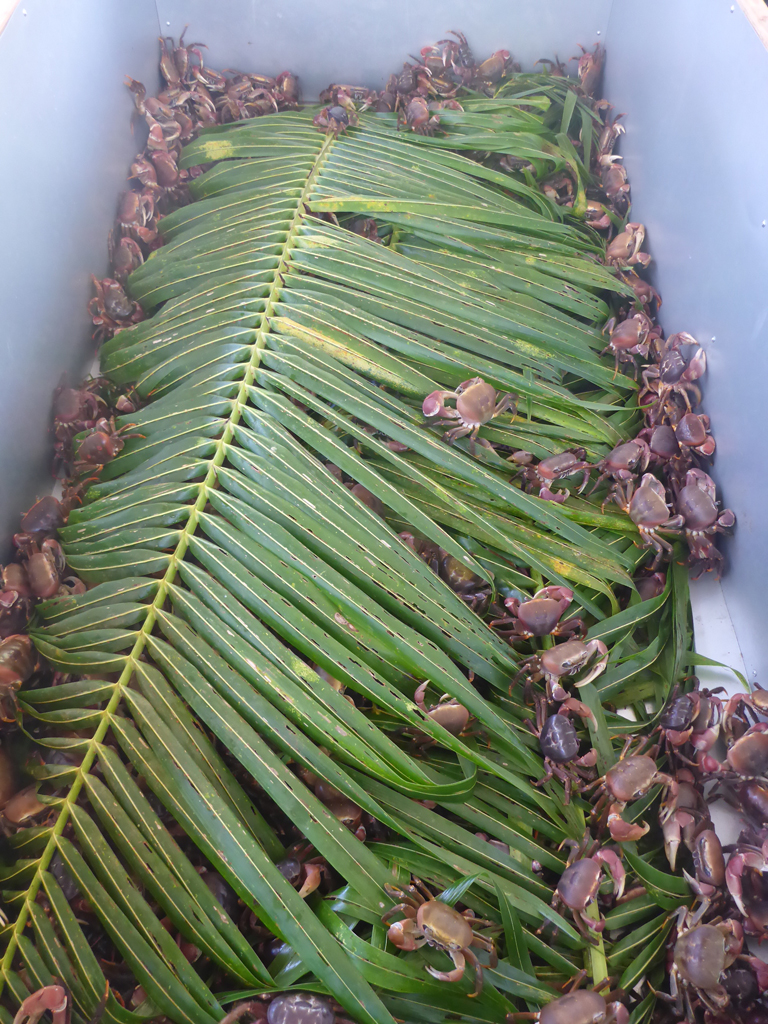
0, 0, 764, 680
604, 0, 768, 686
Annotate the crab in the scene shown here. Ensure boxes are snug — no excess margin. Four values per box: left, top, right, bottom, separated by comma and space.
723, 831, 768, 939
221, 992, 339, 1024
312, 780, 366, 841
675, 469, 735, 577
600, 155, 630, 207
109, 235, 144, 281
600, 311, 654, 376
662, 768, 709, 870
604, 223, 650, 267
11, 985, 70, 1024
88, 276, 144, 340
444, 31, 475, 74
632, 570, 667, 601
584, 200, 612, 230
608, 473, 684, 569
548, 838, 624, 941
590, 438, 650, 501
276, 843, 330, 899
413, 682, 470, 739
685, 825, 726, 900
674, 412, 715, 458
275, 70, 300, 107
514, 637, 609, 702
620, 269, 661, 311
399, 95, 441, 135
596, 111, 625, 162
509, 450, 591, 503
0, 635, 36, 721
658, 682, 724, 755
573, 42, 605, 97
382, 878, 497, 996
640, 332, 707, 421
508, 989, 628, 1024
589, 738, 678, 842
422, 377, 516, 451
661, 907, 745, 1021
638, 424, 690, 484
17, 538, 68, 600
74, 416, 143, 474
115, 188, 157, 245
489, 586, 585, 642
526, 696, 598, 802
437, 551, 492, 614
473, 50, 514, 87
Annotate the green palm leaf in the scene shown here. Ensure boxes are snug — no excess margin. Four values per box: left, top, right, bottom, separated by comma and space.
3, 96, 686, 1024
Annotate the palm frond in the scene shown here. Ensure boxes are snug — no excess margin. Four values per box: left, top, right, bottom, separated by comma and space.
2, 99, 694, 1024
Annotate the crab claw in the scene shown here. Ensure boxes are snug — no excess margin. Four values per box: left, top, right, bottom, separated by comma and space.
297, 863, 323, 898
422, 390, 458, 418
594, 848, 626, 899
663, 816, 682, 871
743, 955, 768, 992
13, 986, 69, 1024
607, 805, 649, 842
573, 640, 609, 688
426, 948, 466, 984
558, 697, 597, 728
386, 918, 422, 951
539, 486, 568, 503
413, 681, 429, 711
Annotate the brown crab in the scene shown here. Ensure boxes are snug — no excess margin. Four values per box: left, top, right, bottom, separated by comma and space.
675, 469, 735, 577
514, 637, 609, 702
423, 378, 516, 451
399, 95, 441, 135
74, 417, 142, 473
548, 838, 624, 941
640, 332, 707, 421
661, 908, 746, 1022
600, 155, 630, 207
604, 223, 650, 267
589, 738, 678, 842
620, 269, 661, 310
0, 635, 36, 721
115, 188, 157, 245
508, 989, 628, 1024
509, 450, 591, 503
313, 105, 356, 136
600, 311, 654, 376
573, 42, 604, 97
490, 586, 585, 642
674, 412, 715, 458
590, 438, 651, 500
413, 682, 470, 743
382, 878, 497, 996
609, 473, 684, 569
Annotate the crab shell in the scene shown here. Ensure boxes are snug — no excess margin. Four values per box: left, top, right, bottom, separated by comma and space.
628, 474, 670, 529
539, 990, 610, 1024
513, 586, 574, 635
417, 900, 473, 949
455, 380, 499, 426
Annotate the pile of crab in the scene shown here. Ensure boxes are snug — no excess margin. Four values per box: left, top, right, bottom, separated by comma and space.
0, 26, 766, 1024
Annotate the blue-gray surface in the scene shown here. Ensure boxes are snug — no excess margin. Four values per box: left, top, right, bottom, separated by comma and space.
604, 0, 768, 685
0, 0, 160, 551
155, 0, 612, 101
0, 0, 763, 679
